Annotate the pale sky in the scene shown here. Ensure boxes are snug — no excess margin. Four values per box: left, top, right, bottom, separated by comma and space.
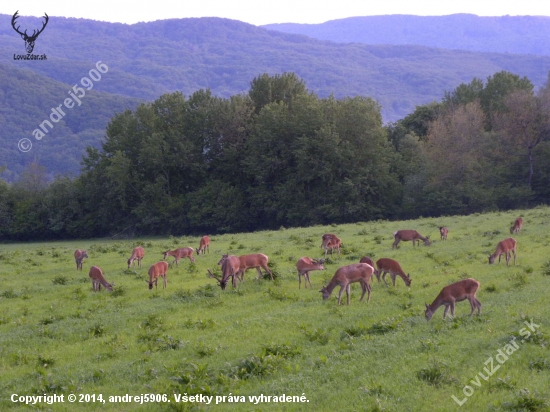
1, 0, 550, 26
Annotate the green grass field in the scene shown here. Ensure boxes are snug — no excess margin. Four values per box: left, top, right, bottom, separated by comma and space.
1, 207, 550, 411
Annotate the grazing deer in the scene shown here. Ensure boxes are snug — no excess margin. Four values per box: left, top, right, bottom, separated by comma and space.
197, 236, 211, 255
89, 266, 113, 292
510, 217, 523, 234
321, 234, 337, 249
146, 261, 169, 290
208, 254, 241, 290
323, 236, 342, 258
359, 256, 375, 266
392, 230, 431, 249
163, 247, 195, 266
375, 258, 412, 287
320, 263, 374, 305
439, 227, 448, 240
127, 246, 145, 268
296, 257, 325, 289
74, 249, 88, 271
424, 278, 481, 320
488, 238, 517, 266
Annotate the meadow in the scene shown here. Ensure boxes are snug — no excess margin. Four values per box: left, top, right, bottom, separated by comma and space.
1, 207, 550, 411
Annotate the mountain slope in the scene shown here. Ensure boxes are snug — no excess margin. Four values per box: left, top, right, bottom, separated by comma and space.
262, 14, 550, 56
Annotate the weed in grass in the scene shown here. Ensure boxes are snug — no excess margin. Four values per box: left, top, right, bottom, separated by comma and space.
52, 276, 68, 285
0, 316, 10, 324
490, 377, 516, 391
261, 343, 301, 358
525, 266, 534, 274
342, 324, 368, 338
9, 351, 31, 366
510, 272, 528, 288
227, 354, 281, 380
416, 360, 455, 387
529, 358, 550, 371
419, 339, 439, 352
157, 335, 186, 351
88, 323, 105, 338
502, 389, 548, 411
266, 288, 296, 301
301, 327, 330, 345
367, 318, 402, 335
196, 342, 217, 358
542, 260, 550, 276
485, 284, 498, 293
142, 314, 164, 331
1, 289, 18, 298
373, 235, 383, 244
110, 285, 126, 297
37, 355, 55, 368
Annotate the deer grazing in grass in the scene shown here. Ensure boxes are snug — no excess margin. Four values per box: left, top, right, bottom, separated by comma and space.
296, 257, 325, 289
208, 254, 241, 290
359, 256, 375, 267
74, 249, 88, 271
127, 246, 145, 268
375, 258, 412, 287
197, 236, 210, 255
89, 266, 113, 292
510, 217, 523, 234
218, 253, 274, 281
320, 263, 374, 305
146, 261, 169, 290
322, 234, 341, 258
439, 227, 448, 240
392, 230, 431, 249
163, 247, 195, 266
488, 238, 517, 266
425, 278, 481, 320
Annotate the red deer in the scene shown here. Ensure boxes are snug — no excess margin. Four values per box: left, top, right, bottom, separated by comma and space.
510, 217, 523, 234
425, 278, 481, 320
392, 230, 430, 249
208, 254, 241, 290
296, 257, 325, 289
74, 249, 88, 271
237, 254, 274, 280
320, 234, 337, 249
359, 256, 375, 267
375, 258, 412, 287
319, 263, 374, 305
323, 235, 342, 258
488, 238, 517, 266
146, 261, 169, 290
163, 247, 195, 266
439, 227, 448, 240
127, 246, 145, 268
197, 236, 211, 255
89, 266, 113, 292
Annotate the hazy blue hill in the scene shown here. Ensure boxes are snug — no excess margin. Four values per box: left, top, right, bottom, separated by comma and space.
262, 14, 550, 56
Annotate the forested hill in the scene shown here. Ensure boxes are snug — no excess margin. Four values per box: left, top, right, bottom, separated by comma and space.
262, 14, 550, 56
0, 64, 142, 181
2, 14, 550, 179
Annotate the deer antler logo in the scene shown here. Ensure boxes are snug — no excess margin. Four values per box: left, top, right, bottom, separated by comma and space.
11, 11, 49, 54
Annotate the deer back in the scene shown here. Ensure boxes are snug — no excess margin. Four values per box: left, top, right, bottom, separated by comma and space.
239, 253, 268, 268
89, 266, 113, 291
296, 257, 325, 272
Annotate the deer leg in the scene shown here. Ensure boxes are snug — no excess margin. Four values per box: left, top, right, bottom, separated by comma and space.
263, 265, 274, 280
476, 298, 482, 315
298, 272, 302, 289
306, 272, 312, 289
391, 272, 396, 287
163, 274, 167, 289
256, 267, 263, 280
366, 281, 372, 302
381, 271, 389, 287
337, 286, 345, 305
512, 249, 516, 266
346, 284, 351, 305
443, 305, 450, 319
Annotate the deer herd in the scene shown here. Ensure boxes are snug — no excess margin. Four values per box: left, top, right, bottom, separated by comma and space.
73, 215, 523, 321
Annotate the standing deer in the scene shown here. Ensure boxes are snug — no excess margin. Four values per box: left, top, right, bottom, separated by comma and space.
197, 236, 211, 255
359, 256, 375, 266
323, 235, 342, 258
510, 217, 523, 234
163, 247, 195, 266
127, 246, 145, 268
320, 234, 337, 249
320, 263, 374, 305
89, 266, 113, 292
237, 254, 274, 280
146, 261, 169, 290
392, 230, 431, 249
488, 238, 517, 266
296, 257, 325, 289
74, 249, 88, 271
439, 227, 449, 240
375, 258, 412, 287
425, 278, 481, 320
208, 254, 241, 290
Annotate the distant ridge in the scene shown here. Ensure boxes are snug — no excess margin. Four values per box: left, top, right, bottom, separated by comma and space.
262, 14, 550, 56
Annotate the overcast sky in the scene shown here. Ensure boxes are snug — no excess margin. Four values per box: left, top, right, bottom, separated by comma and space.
1, 0, 550, 25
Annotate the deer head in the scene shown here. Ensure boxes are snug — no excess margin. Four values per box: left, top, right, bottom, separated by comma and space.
12, 11, 49, 54
207, 269, 227, 290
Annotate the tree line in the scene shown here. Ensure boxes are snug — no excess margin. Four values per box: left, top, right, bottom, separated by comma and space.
1, 71, 549, 240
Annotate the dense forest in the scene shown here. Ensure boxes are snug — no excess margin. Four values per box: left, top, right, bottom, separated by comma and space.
1, 70, 549, 240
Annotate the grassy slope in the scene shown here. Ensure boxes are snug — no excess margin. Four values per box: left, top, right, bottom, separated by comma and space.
1, 207, 549, 411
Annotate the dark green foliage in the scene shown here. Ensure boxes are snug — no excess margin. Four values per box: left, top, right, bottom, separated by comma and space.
416, 361, 455, 387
